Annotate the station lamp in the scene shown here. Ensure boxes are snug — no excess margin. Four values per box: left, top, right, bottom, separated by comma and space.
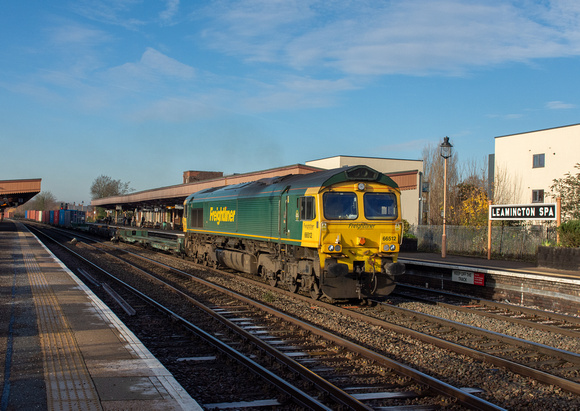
440, 137, 453, 258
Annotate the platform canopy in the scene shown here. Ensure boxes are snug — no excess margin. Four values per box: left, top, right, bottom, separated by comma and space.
91, 165, 321, 210
0, 178, 42, 209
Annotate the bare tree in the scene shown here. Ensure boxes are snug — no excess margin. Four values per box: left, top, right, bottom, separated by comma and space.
422, 142, 460, 225
492, 162, 523, 205
90, 175, 133, 199
26, 191, 57, 211
460, 157, 488, 190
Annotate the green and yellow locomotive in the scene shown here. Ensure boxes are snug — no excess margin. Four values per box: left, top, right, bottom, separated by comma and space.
183, 165, 405, 300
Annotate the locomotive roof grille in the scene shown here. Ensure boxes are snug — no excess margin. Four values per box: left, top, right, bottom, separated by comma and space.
320, 165, 398, 190
345, 167, 379, 180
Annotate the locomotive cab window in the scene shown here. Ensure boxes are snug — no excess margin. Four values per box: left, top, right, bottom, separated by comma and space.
298, 196, 315, 221
364, 192, 397, 219
323, 192, 358, 220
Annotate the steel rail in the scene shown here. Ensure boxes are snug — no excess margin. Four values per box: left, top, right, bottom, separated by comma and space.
100, 252, 374, 410
351, 302, 580, 396
33, 223, 505, 410
394, 283, 580, 337
27, 225, 335, 411
95, 242, 504, 410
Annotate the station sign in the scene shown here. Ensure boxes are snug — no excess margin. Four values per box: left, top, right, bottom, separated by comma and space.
489, 203, 557, 221
452, 270, 485, 286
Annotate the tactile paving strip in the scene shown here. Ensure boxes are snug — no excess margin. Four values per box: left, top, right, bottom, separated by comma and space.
18, 231, 102, 411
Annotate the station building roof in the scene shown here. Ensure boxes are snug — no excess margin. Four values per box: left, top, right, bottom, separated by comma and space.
0, 178, 42, 209
91, 164, 322, 210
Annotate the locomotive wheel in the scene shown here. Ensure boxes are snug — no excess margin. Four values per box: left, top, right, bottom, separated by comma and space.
265, 269, 278, 287
288, 279, 299, 293
310, 282, 321, 300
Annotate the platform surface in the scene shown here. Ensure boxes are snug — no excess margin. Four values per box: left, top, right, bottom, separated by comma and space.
399, 251, 579, 279
0, 221, 201, 410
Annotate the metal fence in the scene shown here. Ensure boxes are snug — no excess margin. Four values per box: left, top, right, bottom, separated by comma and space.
409, 224, 557, 260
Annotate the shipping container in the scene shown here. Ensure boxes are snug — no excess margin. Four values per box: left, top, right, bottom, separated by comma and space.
72, 210, 86, 225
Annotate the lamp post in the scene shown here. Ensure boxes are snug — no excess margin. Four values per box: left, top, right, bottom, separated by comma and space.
440, 136, 453, 258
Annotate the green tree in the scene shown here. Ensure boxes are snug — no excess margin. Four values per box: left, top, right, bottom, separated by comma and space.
90, 175, 133, 199
551, 163, 580, 220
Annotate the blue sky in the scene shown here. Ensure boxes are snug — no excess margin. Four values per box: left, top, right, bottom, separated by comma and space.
2, 0, 579, 205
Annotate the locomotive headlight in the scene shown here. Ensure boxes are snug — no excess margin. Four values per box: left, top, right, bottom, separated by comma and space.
383, 244, 397, 252
357, 182, 366, 191
325, 244, 341, 252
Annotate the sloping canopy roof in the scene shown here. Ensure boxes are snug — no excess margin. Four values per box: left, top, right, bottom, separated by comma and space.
91, 165, 322, 210
0, 178, 41, 209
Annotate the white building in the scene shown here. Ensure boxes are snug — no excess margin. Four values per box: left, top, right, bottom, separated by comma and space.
306, 156, 424, 225
494, 123, 580, 205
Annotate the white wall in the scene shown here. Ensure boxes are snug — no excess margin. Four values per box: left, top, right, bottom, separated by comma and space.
495, 124, 580, 205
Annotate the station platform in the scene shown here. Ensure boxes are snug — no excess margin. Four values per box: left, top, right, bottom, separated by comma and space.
399, 251, 580, 279
0, 221, 201, 410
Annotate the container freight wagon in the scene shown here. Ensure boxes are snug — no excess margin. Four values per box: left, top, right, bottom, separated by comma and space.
59, 210, 67, 226
70, 210, 86, 225
183, 165, 405, 301
55, 209, 86, 227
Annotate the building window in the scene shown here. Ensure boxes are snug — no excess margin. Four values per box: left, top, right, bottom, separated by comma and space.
533, 153, 545, 168
532, 189, 544, 203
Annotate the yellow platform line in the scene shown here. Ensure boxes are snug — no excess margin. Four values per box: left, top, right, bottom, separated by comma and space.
18, 231, 102, 411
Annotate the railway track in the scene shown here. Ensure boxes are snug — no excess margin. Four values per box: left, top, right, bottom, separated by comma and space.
28, 223, 501, 410
393, 284, 580, 337
26, 223, 580, 409
347, 302, 580, 395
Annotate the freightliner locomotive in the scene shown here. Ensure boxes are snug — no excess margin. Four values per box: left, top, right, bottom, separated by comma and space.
182, 165, 405, 301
